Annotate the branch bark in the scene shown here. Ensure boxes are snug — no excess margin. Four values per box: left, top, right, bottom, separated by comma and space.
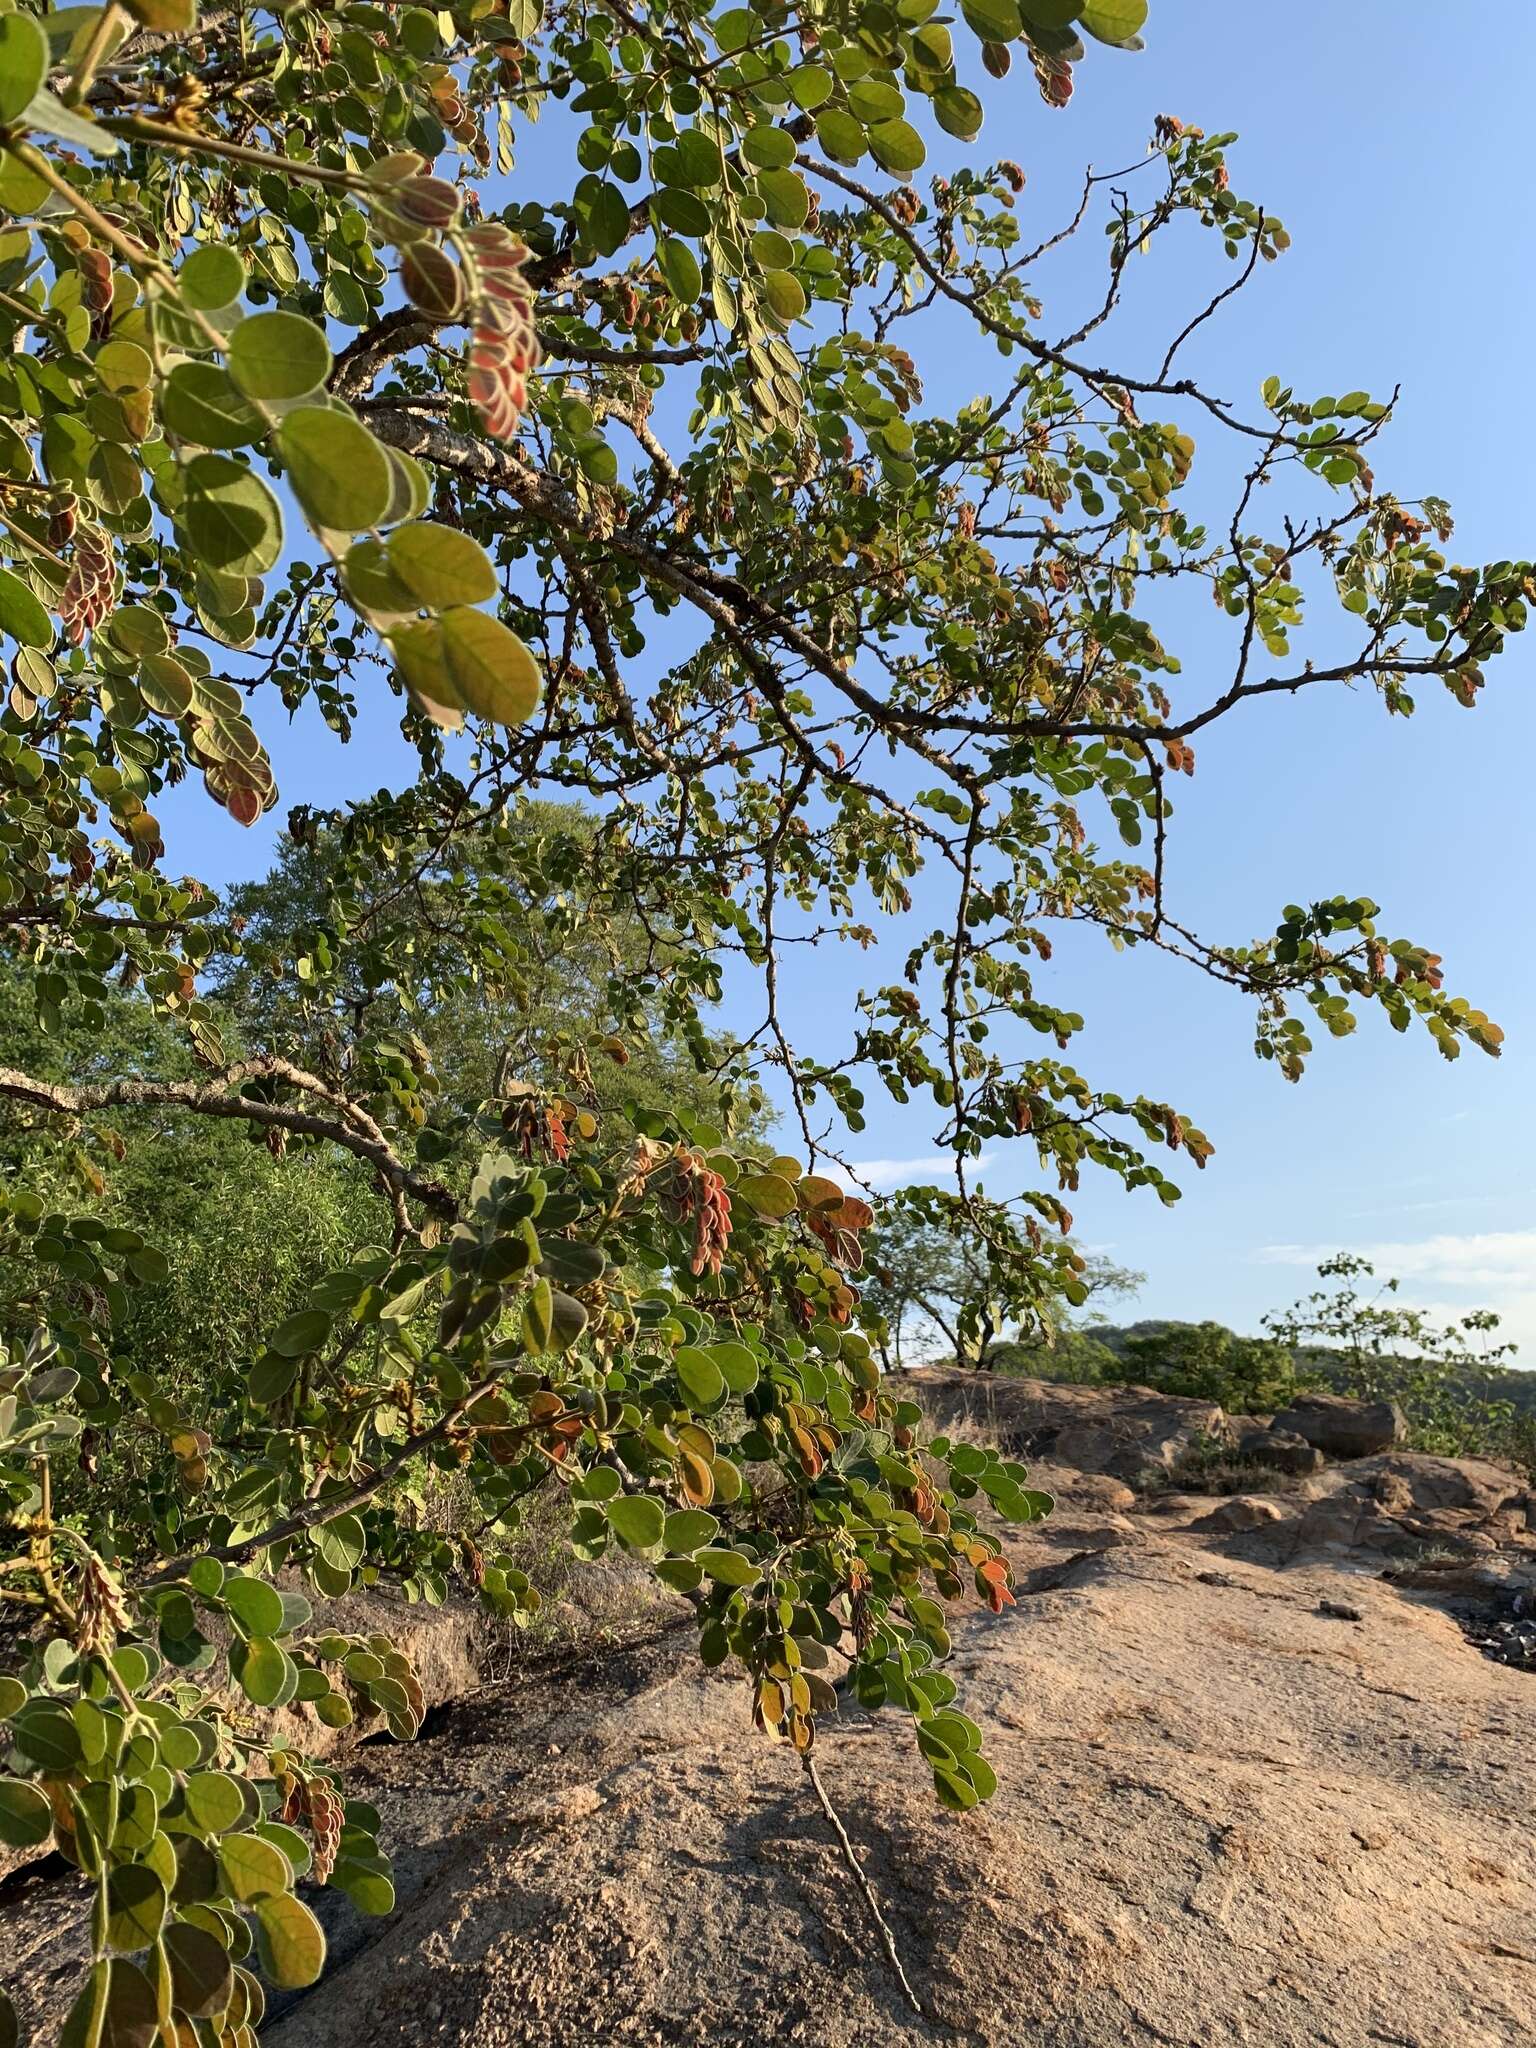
0, 1059, 457, 1217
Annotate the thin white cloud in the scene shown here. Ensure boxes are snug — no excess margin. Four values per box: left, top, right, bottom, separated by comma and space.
846, 1152, 996, 1190
1256, 1229, 1536, 1290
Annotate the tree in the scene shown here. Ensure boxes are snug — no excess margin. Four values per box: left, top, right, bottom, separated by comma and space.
0, 4, 1529, 2039
212, 803, 770, 1144
864, 1196, 1138, 1369
1265, 1254, 1523, 1456
1105, 1318, 1305, 1414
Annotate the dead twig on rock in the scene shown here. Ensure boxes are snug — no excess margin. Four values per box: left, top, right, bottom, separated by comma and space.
802, 1753, 928, 2024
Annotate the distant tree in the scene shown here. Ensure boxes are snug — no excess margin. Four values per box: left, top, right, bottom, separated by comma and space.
863, 1194, 1140, 1369
1103, 1318, 1305, 1414
987, 1326, 1122, 1385
213, 804, 769, 1151
1265, 1254, 1522, 1456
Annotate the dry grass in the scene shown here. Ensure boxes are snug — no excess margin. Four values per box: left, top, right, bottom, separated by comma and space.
1141, 1433, 1310, 1499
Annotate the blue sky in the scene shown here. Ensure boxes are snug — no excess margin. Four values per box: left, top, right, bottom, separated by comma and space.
164, 6, 1536, 1354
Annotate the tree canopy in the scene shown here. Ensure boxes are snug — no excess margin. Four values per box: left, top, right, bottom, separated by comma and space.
0, 3, 1528, 2041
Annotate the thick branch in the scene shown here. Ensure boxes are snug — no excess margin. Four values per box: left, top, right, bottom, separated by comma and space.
0, 1059, 456, 1217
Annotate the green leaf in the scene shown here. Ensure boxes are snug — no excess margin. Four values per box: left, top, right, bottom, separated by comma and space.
584, 181, 632, 256
181, 453, 283, 575
58, 1960, 109, 2048
701, 1547, 761, 1588
275, 406, 393, 533
122, 0, 199, 28
222, 1575, 284, 1638
181, 1771, 247, 1836
161, 1921, 233, 2018
381, 444, 430, 527
1079, 0, 1146, 42
440, 607, 542, 725
757, 167, 811, 231
247, 1351, 299, 1408
332, 1857, 395, 1915
253, 1892, 327, 1988
219, 1830, 290, 1902
344, 537, 417, 615
179, 245, 247, 311
228, 311, 332, 401
161, 362, 262, 448
389, 617, 465, 725
234, 1637, 290, 1707
0, 13, 48, 123
742, 126, 797, 171
788, 65, 834, 110
0, 566, 53, 651
11, 1703, 82, 1769
663, 1508, 719, 1553
657, 237, 703, 305
548, 1288, 588, 1352
708, 1341, 759, 1394
268, 1308, 331, 1358
735, 1172, 797, 1219
932, 1762, 980, 1812
186, 1559, 225, 1600
933, 86, 984, 141
761, 270, 807, 324
0, 152, 46, 215
675, 1346, 725, 1409
253, 1824, 309, 1883
106, 1865, 167, 1952
649, 186, 711, 236
313, 1511, 366, 1572
0, 1676, 26, 1718
961, 0, 1023, 39
538, 1237, 605, 1288
605, 1494, 665, 1553
0, 1776, 53, 1848
101, 1958, 158, 2048
386, 521, 498, 606
814, 108, 865, 165
868, 119, 925, 176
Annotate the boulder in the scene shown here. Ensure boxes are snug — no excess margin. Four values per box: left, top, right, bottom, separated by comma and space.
1037, 1466, 1138, 1514
1236, 1425, 1324, 1476
1270, 1391, 1405, 1459
1039, 1514, 1143, 1551
1189, 1495, 1288, 1534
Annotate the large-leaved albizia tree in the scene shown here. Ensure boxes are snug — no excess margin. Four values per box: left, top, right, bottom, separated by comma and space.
0, 1, 1526, 2037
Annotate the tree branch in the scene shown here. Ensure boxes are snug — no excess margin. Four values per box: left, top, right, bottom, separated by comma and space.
0, 1059, 457, 1217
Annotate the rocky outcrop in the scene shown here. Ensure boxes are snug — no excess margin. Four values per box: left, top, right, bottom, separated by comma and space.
1270, 1391, 1406, 1459
7, 1379, 1536, 2048
1190, 1494, 1289, 1534
13, 1521, 1532, 2048
1270, 1450, 1536, 1566
911, 1367, 1225, 1486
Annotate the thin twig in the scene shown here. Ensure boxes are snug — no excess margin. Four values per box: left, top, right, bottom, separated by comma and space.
802, 1752, 928, 2023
